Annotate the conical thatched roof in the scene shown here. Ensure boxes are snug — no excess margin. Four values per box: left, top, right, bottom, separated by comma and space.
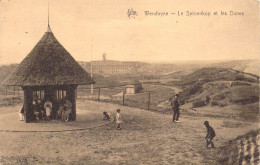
3, 27, 94, 86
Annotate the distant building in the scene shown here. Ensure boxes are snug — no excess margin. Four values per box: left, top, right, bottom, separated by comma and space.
78, 56, 159, 75
85, 55, 137, 75
92, 61, 135, 74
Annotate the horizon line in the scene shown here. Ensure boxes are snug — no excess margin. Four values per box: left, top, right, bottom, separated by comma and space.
0, 58, 259, 66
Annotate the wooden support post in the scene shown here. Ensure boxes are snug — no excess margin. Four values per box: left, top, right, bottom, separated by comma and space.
123, 90, 125, 106
148, 92, 151, 110
23, 88, 28, 122
69, 85, 77, 121
98, 88, 100, 101
13, 86, 15, 96
91, 84, 93, 99
23, 88, 33, 123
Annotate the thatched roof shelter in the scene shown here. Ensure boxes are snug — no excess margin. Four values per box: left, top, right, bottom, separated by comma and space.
3, 26, 94, 86
3, 26, 94, 123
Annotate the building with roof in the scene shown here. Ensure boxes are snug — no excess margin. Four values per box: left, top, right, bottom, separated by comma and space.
125, 80, 142, 94
2, 25, 94, 122
79, 54, 149, 75
91, 55, 136, 75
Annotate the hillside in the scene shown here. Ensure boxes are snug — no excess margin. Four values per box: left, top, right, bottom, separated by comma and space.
209, 60, 259, 76
181, 67, 258, 86
78, 74, 122, 89
172, 68, 259, 121
0, 64, 19, 83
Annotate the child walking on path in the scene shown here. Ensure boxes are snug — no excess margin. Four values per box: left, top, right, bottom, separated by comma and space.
204, 121, 216, 148
116, 109, 122, 130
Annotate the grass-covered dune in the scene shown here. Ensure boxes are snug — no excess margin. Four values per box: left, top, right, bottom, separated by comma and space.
181, 67, 258, 86
174, 68, 259, 106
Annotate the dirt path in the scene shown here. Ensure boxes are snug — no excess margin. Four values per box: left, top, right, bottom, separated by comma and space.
0, 100, 258, 164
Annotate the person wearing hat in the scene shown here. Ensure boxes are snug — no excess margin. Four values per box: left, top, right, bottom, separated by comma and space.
171, 94, 180, 122
204, 121, 216, 148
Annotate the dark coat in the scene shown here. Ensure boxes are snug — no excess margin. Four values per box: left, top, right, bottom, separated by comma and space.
206, 125, 216, 139
171, 98, 180, 110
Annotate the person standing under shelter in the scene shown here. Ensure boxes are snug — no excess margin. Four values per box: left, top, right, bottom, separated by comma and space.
44, 99, 52, 121
57, 104, 64, 120
63, 99, 72, 122
33, 99, 41, 120
171, 94, 180, 122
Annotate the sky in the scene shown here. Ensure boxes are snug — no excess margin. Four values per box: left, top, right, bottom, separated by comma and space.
0, 0, 259, 64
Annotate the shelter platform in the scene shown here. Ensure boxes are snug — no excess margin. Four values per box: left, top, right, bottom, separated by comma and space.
0, 102, 113, 132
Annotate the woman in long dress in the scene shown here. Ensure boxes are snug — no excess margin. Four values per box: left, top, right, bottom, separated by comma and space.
44, 99, 52, 121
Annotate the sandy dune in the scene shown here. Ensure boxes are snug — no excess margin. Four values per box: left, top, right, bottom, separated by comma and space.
0, 100, 258, 164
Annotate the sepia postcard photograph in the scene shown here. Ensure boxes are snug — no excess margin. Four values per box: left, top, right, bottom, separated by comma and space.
0, 0, 259, 164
